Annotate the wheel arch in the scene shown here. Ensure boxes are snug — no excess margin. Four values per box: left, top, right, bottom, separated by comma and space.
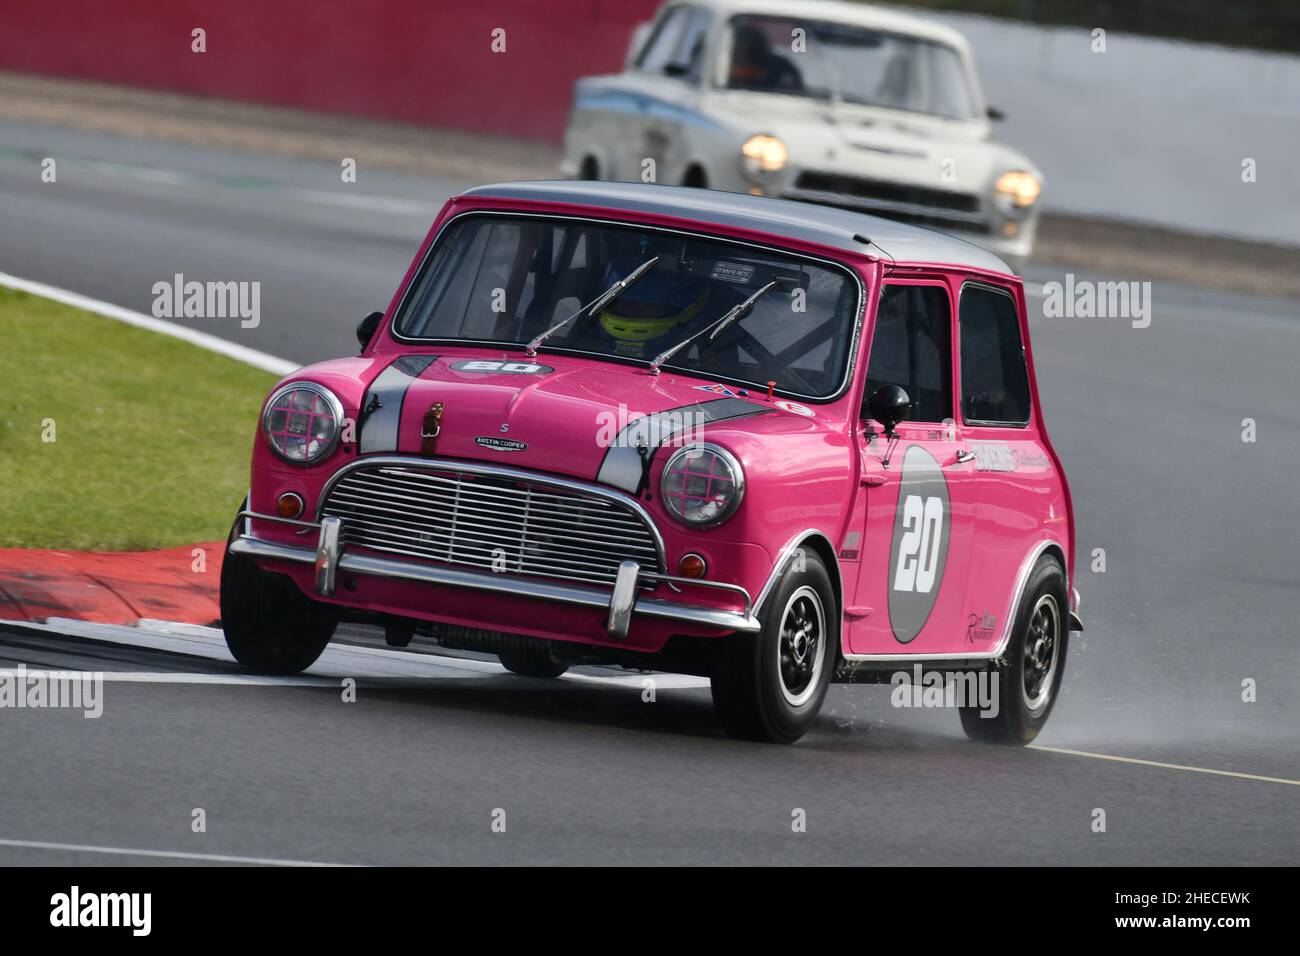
993, 538, 1069, 658
753, 529, 843, 624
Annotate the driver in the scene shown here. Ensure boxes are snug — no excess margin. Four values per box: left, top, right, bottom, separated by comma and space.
729, 22, 803, 92
588, 260, 715, 360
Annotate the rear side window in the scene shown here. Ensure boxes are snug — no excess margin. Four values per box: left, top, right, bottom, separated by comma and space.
865, 284, 952, 424
959, 284, 1030, 426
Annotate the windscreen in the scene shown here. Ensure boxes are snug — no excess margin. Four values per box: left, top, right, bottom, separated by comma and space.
725, 14, 978, 121
395, 215, 861, 399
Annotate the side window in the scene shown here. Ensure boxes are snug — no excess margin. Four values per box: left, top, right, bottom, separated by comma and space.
668, 7, 712, 78
864, 285, 952, 424
637, 7, 691, 75
959, 284, 1031, 426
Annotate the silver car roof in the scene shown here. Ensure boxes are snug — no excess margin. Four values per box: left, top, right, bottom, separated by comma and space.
460, 180, 1012, 275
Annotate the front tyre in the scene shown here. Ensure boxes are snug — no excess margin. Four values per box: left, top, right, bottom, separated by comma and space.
959, 555, 1068, 744
498, 647, 568, 679
220, 512, 336, 675
711, 551, 836, 744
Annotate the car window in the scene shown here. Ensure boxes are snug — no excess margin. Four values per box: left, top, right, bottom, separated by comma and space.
397, 214, 860, 400
865, 284, 952, 424
670, 7, 712, 78
637, 7, 691, 75
959, 284, 1031, 425
724, 14, 977, 120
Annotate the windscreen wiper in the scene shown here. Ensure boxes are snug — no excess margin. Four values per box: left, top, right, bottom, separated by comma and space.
648, 280, 780, 377
525, 256, 660, 357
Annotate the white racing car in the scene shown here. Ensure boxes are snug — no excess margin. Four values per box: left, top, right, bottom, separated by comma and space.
561, 0, 1043, 271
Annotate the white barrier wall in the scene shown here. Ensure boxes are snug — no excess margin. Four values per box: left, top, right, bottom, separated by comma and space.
917, 8, 1300, 245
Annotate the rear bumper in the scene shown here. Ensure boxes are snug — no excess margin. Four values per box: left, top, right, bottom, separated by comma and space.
230, 511, 761, 639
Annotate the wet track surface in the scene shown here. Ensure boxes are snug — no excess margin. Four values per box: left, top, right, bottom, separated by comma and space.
0, 123, 1297, 865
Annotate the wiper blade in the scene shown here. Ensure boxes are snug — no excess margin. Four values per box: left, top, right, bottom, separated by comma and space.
648, 280, 779, 377
525, 256, 660, 357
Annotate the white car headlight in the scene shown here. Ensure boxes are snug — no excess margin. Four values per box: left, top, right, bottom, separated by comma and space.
660, 444, 745, 528
262, 382, 344, 465
741, 134, 788, 176
994, 170, 1041, 210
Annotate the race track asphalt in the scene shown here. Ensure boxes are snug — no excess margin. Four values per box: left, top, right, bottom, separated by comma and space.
0, 121, 1296, 865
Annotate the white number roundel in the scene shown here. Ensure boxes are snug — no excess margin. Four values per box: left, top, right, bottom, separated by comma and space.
886, 445, 952, 644
892, 494, 944, 594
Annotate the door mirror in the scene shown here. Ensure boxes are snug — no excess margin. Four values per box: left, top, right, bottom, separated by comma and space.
357, 311, 383, 351
869, 384, 912, 436
986, 105, 1006, 122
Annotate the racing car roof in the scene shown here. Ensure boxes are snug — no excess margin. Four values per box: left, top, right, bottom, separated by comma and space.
460, 180, 1013, 275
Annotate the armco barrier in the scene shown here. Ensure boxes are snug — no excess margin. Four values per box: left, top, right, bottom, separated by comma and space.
0, 0, 660, 141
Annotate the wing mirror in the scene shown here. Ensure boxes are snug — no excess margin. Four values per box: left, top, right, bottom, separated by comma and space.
357, 311, 383, 351
869, 384, 912, 437
987, 105, 1006, 122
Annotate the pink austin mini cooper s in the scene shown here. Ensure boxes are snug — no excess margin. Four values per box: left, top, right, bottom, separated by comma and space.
222, 181, 1082, 744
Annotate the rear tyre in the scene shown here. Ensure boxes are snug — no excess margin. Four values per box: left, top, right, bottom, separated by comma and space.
711, 551, 836, 744
959, 555, 1068, 744
220, 510, 336, 675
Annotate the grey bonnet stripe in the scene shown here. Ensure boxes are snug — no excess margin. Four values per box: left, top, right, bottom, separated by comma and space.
358, 355, 438, 454
596, 397, 768, 493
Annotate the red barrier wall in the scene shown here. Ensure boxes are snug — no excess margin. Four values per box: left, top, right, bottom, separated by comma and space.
0, 0, 663, 141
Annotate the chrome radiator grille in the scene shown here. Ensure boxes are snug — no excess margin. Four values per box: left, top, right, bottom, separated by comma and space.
786, 171, 988, 233
320, 463, 662, 587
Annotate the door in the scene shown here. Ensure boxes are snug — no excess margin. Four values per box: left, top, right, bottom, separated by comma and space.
954, 280, 1063, 656
848, 281, 978, 656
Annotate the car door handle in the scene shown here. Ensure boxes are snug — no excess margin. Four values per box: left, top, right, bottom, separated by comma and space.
952, 450, 976, 465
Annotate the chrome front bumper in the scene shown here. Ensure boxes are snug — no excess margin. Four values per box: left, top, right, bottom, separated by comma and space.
231, 511, 761, 638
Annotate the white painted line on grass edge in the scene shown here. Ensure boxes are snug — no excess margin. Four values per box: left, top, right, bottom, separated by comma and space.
0, 837, 355, 867
0, 272, 299, 376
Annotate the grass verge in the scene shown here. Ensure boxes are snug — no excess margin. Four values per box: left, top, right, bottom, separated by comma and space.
0, 287, 277, 549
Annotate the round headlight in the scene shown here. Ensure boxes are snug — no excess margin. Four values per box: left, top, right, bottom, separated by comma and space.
262, 382, 344, 465
994, 170, 1041, 210
741, 134, 788, 176
660, 444, 745, 528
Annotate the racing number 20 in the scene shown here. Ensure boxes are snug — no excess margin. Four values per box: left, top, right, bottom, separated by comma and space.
893, 495, 944, 593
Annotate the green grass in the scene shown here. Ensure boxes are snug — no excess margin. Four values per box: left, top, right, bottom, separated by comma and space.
0, 288, 277, 549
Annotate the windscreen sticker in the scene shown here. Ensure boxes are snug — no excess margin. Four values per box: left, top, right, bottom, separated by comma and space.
711, 262, 756, 284
887, 445, 952, 644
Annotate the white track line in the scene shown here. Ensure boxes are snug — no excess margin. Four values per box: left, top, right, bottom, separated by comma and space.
9, 669, 336, 688
1029, 744, 1300, 787
3, 618, 710, 686
0, 837, 353, 867
0, 272, 297, 376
